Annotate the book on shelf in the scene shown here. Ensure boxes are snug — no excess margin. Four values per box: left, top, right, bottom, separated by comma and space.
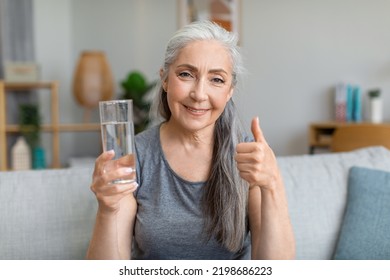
334, 83, 361, 123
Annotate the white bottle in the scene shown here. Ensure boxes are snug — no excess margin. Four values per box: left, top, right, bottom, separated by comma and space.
11, 136, 31, 170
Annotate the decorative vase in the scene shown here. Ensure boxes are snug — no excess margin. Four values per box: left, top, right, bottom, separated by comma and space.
368, 89, 383, 123
32, 146, 46, 169
369, 97, 383, 123
72, 51, 114, 121
11, 136, 31, 170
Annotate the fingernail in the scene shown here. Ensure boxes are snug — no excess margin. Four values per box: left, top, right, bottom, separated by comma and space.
134, 182, 139, 188
124, 167, 133, 173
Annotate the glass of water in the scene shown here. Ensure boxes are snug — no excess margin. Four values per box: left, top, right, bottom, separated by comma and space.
99, 100, 135, 184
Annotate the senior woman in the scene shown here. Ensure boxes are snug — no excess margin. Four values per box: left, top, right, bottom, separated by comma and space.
87, 20, 295, 260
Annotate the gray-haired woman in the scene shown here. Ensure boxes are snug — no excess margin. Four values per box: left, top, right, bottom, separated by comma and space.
87, 20, 295, 260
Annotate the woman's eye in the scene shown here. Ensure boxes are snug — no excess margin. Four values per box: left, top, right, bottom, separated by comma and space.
178, 72, 192, 78
211, 77, 225, 84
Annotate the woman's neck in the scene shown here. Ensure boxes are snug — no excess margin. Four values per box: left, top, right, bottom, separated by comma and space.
161, 120, 214, 150
159, 120, 215, 182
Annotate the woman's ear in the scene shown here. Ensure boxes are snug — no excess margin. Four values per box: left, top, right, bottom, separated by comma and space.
227, 86, 234, 100
160, 68, 167, 92
159, 68, 164, 79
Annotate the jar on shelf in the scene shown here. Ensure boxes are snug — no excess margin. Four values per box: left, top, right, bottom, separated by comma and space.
368, 89, 383, 123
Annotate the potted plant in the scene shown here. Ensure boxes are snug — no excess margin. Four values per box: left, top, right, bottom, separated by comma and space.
19, 104, 46, 169
120, 71, 156, 134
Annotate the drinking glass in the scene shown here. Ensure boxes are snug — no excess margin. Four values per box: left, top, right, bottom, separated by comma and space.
99, 100, 135, 184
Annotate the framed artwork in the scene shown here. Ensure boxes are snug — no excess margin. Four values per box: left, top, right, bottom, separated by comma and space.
178, 0, 241, 38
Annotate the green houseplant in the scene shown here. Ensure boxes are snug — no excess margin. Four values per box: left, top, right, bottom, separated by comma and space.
120, 71, 156, 134
19, 104, 41, 148
19, 104, 45, 169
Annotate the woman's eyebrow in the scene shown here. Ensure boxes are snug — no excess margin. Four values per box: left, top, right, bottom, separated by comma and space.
177, 64, 228, 75
176, 63, 197, 70
209, 68, 228, 75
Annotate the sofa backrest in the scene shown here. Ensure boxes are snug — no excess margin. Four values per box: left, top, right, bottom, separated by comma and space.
2, 146, 390, 260
278, 146, 390, 259
0, 167, 97, 260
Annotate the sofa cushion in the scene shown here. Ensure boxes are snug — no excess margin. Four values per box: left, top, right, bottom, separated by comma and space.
278, 146, 390, 259
0, 167, 97, 260
333, 166, 390, 259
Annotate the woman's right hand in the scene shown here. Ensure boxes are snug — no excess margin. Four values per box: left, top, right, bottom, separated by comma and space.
90, 150, 138, 214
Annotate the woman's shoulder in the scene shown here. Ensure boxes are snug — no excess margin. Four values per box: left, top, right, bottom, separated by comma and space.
135, 124, 159, 140
135, 124, 160, 152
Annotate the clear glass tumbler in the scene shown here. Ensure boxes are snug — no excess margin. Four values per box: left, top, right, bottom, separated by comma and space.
99, 100, 135, 184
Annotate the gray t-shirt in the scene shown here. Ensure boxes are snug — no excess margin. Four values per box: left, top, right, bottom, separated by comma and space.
132, 125, 251, 259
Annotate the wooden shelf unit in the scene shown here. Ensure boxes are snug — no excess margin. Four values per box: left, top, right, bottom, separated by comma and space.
309, 121, 390, 154
0, 81, 101, 171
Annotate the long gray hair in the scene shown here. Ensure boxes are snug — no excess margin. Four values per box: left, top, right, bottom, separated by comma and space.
151, 20, 248, 252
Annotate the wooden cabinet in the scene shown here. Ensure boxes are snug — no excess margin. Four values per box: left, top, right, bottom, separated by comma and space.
0, 80, 100, 171
309, 122, 390, 154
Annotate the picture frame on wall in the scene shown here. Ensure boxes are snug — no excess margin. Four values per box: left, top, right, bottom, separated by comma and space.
178, 0, 241, 40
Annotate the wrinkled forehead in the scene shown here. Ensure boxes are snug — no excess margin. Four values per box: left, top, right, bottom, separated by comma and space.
173, 40, 233, 72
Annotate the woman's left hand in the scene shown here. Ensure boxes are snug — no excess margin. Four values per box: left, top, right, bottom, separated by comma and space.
235, 117, 281, 191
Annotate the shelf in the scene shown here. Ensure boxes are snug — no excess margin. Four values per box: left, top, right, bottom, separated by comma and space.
309, 121, 390, 154
58, 123, 101, 132
2, 81, 56, 90
1, 81, 102, 171
5, 123, 101, 132
0, 80, 60, 170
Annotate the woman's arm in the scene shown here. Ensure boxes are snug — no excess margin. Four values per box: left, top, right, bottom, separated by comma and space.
86, 150, 138, 259
236, 117, 295, 259
248, 177, 295, 259
87, 195, 137, 259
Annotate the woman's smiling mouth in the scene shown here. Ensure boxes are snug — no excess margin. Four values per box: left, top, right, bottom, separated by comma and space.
184, 105, 209, 114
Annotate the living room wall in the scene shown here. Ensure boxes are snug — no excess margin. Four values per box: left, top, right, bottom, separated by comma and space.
33, 0, 390, 166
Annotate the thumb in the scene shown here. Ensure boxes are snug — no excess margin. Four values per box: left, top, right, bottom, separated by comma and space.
103, 149, 115, 160
251, 116, 265, 142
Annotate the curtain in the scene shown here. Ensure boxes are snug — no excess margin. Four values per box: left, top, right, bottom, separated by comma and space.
0, 0, 36, 151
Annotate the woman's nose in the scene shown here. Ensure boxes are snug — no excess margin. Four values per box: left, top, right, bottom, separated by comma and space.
190, 78, 208, 101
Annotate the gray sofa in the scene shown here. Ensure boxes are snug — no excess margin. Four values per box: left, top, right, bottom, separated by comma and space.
1, 146, 390, 260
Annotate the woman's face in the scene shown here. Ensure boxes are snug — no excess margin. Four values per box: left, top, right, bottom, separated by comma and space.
162, 40, 234, 134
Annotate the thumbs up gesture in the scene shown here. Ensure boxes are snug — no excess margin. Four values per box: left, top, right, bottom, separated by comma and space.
235, 117, 281, 190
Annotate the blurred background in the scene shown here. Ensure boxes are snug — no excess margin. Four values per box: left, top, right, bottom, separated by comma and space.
1, 0, 390, 167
